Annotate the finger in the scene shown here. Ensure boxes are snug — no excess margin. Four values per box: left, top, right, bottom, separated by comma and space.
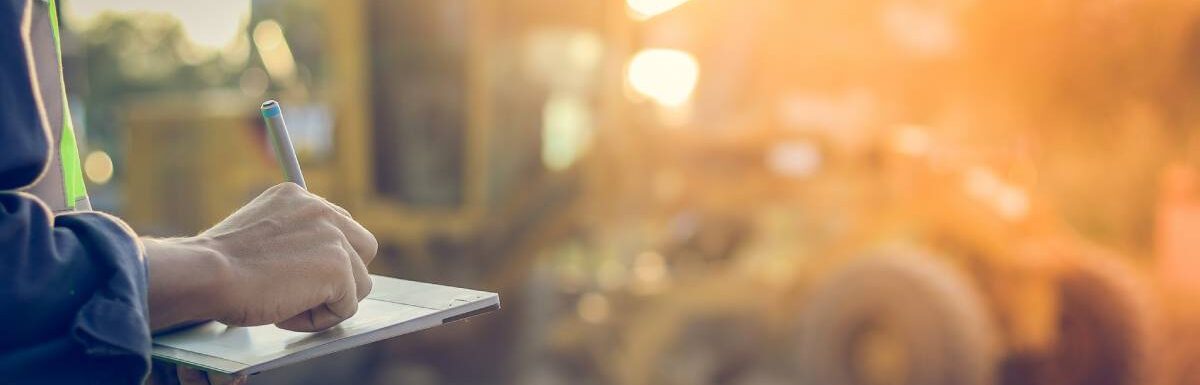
177, 366, 210, 385
317, 196, 352, 218
275, 303, 351, 332
207, 372, 248, 385
276, 289, 358, 332
298, 195, 377, 266
347, 235, 373, 300
265, 181, 304, 199
325, 209, 378, 266
323, 281, 360, 322
283, 185, 346, 217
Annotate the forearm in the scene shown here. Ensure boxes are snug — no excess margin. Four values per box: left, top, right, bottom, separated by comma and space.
143, 237, 231, 332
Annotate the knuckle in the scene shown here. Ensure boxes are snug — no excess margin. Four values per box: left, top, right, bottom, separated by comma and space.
364, 231, 379, 259
283, 185, 315, 204
322, 221, 346, 239
320, 205, 343, 219
304, 198, 336, 216
317, 246, 352, 275
325, 242, 350, 259
281, 181, 304, 193
334, 245, 356, 267
338, 294, 360, 318
327, 200, 353, 218
261, 217, 285, 231
268, 182, 301, 199
359, 277, 374, 297
266, 182, 287, 195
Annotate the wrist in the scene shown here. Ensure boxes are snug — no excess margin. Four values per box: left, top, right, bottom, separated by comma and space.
189, 235, 236, 308
190, 235, 237, 318
144, 236, 235, 331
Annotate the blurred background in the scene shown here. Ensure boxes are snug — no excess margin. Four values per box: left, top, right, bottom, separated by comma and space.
52, 0, 1200, 384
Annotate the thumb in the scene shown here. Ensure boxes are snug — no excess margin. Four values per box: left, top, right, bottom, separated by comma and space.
275, 293, 358, 332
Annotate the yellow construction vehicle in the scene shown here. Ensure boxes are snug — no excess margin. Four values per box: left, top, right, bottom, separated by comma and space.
120, 0, 1200, 384
580, 1, 1179, 385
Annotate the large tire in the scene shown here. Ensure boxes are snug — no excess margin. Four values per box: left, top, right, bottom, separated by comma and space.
797, 250, 998, 385
616, 276, 778, 385
1026, 252, 1159, 385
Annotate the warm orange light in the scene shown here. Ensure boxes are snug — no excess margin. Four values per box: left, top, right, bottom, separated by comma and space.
891, 125, 932, 156
626, 0, 689, 20
253, 20, 297, 83
542, 94, 594, 172
576, 293, 610, 324
633, 251, 667, 284
84, 151, 114, 185
626, 49, 699, 107
963, 166, 1030, 221
768, 141, 822, 178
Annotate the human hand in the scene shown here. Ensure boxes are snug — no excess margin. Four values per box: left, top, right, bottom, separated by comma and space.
198, 182, 378, 331
147, 362, 247, 385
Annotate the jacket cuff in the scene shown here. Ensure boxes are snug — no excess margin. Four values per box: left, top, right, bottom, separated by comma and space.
56, 212, 151, 373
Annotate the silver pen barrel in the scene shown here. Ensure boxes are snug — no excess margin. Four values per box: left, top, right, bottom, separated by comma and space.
260, 100, 307, 189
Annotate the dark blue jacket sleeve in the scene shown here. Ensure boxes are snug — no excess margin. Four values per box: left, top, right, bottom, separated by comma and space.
0, 199, 150, 385
0, 1, 151, 384
0, 0, 50, 191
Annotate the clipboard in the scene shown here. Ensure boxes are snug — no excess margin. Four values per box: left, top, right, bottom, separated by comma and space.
151, 275, 499, 375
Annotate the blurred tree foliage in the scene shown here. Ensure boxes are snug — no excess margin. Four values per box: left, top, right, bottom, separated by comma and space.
66, 14, 245, 175
67, 1, 327, 160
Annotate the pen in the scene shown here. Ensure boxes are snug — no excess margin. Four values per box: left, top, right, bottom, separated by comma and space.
260, 100, 307, 189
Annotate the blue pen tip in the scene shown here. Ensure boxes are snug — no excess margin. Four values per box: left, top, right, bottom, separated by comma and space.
261, 100, 281, 117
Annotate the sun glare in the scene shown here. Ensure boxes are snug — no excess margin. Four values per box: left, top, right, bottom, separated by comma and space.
626, 48, 700, 107
65, 0, 251, 52
626, 0, 690, 20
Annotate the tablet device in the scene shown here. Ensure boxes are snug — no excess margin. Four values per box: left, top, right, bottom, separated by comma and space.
151, 275, 499, 375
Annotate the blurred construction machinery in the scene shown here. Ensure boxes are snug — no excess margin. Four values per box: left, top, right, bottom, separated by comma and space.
118, 0, 1200, 384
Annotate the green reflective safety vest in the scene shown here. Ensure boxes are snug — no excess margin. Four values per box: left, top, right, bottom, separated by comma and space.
23, 0, 90, 212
